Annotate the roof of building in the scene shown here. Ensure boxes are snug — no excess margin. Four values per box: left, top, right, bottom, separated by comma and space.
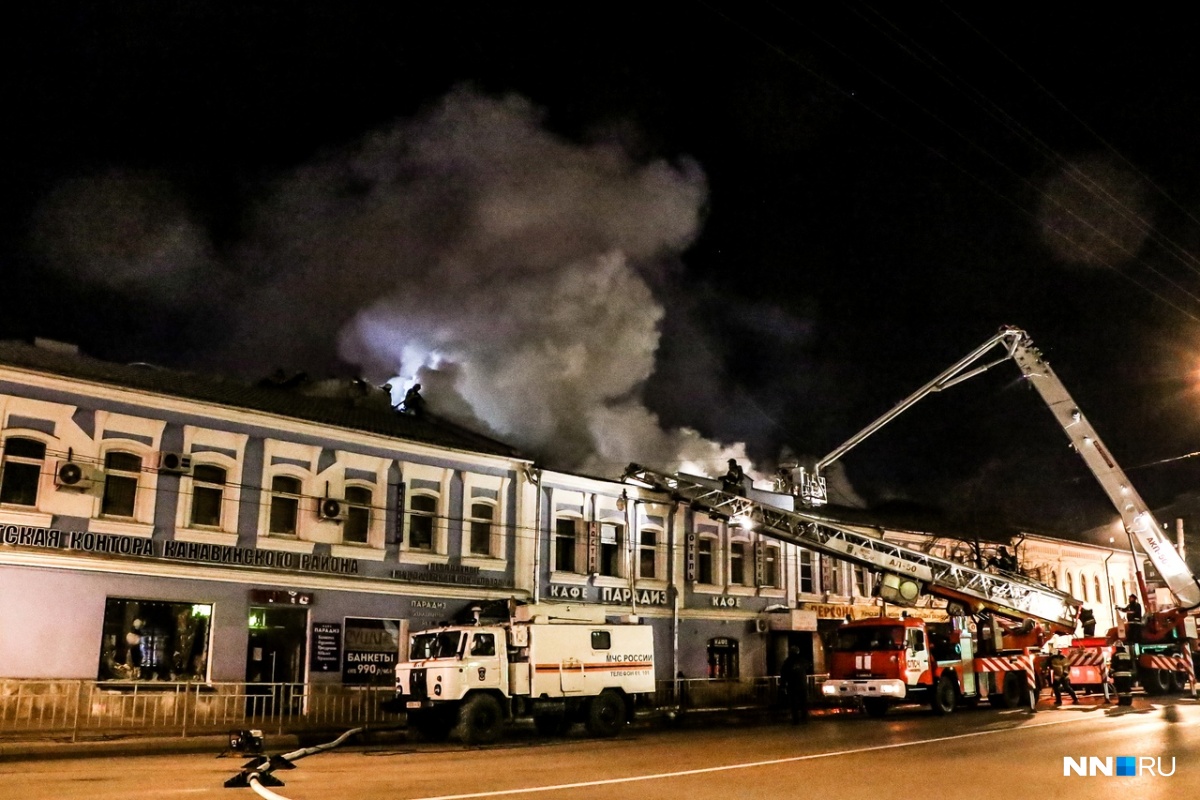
0, 339, 526, 460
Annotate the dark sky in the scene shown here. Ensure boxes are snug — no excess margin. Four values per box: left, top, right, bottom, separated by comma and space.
6, 2, 1200, 538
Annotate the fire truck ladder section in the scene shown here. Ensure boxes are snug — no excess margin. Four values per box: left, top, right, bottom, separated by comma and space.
623, 464, 1079, 634
807, 325, 1200, 612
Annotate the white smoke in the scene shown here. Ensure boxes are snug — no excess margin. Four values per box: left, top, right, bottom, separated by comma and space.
1038, 156, 1151, 267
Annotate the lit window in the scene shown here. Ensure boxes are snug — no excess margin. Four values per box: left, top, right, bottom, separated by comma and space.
344, 486, 372, 544
407, 494, 437, 550
469, 502, 494, 556
101, 452, 142, 518
190, 465, 226, 527
0, 437, 46, 506
98, 597, 211, 682
269, 475, 301, 535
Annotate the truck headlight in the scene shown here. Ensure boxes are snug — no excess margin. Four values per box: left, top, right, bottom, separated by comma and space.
822, 684, 837, 696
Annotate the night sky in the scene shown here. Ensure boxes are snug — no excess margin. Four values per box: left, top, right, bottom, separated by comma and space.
6, 3, 1200, 539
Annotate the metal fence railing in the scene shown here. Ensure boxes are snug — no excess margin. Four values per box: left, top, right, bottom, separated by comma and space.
0, 680, 395, 742
0, 675, 830, 742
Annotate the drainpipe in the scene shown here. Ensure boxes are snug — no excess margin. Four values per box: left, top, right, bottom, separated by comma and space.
529, 466, 543, 605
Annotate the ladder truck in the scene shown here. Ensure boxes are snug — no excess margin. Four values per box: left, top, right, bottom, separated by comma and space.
799, 325, 1200, 700
623, 464, 1080, 715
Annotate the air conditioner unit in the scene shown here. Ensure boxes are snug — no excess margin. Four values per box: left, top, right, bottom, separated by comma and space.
158, 451, 193, 475
54, 460, 105, 491
318, 497, 347, 522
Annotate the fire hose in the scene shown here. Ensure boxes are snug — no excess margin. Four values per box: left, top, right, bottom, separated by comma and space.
225, 726, 366, 797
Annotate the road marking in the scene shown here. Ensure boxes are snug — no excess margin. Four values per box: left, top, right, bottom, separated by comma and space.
403, 710, 1164, 800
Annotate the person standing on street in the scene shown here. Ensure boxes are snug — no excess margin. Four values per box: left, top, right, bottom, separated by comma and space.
1049, 649, 1078, 705
779, 645, 809, 724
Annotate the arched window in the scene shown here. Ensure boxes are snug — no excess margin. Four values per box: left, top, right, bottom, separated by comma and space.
1094, 576, 1103, 606
190, 464, 227, 527
343, 485, 372, 544
1051, 570, 1058, 589
0, 437, 46, 506
101, 452, 143, 518
407, 493, 437, 550
468, 501, 495, 556
1079, 572, 1089, 602
269, 475, 302, 535
1067, 573, 1075, 598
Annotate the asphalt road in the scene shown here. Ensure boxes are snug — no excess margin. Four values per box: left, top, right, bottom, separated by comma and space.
5, 700, 1197, 800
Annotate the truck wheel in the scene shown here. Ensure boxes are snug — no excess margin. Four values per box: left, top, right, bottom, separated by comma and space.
862, 698, 888, 718
999, 673, 1025, 708
585, 690, 626, 737
1143, 668, 1173, 696
931, 676, 958, 715
456, 694, 505, 745
534, 714, 571, 736
409, 709, 454, 742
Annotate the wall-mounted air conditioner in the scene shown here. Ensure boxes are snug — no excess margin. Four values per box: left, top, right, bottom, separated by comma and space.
319, 498, 347, 522
54, 461, 105, 491
158, 452, 193, 475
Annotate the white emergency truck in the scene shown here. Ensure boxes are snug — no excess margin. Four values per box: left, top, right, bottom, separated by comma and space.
392, 603, 655, 744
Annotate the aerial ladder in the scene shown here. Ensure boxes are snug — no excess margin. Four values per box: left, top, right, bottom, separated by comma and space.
623, 463, 1078, 711
798, 325, 1200, 696
623, 464, 1079, 634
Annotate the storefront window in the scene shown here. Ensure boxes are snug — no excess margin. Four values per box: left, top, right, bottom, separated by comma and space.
707, 637, 739, 679
97, 598, 211, 681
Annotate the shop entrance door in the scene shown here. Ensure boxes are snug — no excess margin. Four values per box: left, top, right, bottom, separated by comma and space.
246, 606, 308, 717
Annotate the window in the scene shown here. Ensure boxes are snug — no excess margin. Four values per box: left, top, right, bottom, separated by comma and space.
1094, 576, 1103, 605
468, 501, 494, 556
407, 494, 437, 550
853, 564, 869, 597
0, 437, 45, 506
470, 633, 496, 656
269, 475, 302, 535
554, 517, 580, 572
344, 486, 372, 544
697, 536, 715, 584
1067, 572, 1075, 598
591, 630, 611, 650
799, 548, 815, 593
730, 541, 746, 585
190, 464, 226, 527
599, 522, 623, 577
639, 528, 658, 579
707, 637, 739, 680
97, 598, 211, 681
822, 555, 842, 595
1121, 580, 1129, 602
101, 452, 142, 518
1051, 570, 1058, 589
1080, 573, 1089, 602
763, 544, 780, 588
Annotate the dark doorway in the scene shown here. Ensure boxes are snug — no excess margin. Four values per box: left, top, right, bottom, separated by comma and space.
245, 605, 308, 717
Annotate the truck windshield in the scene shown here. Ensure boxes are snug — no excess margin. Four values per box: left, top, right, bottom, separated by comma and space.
409, 631, 463, 660
833, 626, 904, 652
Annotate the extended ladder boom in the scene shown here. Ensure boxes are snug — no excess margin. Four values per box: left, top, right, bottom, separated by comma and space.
807, 325, 1200, 612
623, 464, 1080, 634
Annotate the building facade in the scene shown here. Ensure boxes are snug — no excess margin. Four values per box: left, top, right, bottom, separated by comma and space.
0, 340, 1161, 696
